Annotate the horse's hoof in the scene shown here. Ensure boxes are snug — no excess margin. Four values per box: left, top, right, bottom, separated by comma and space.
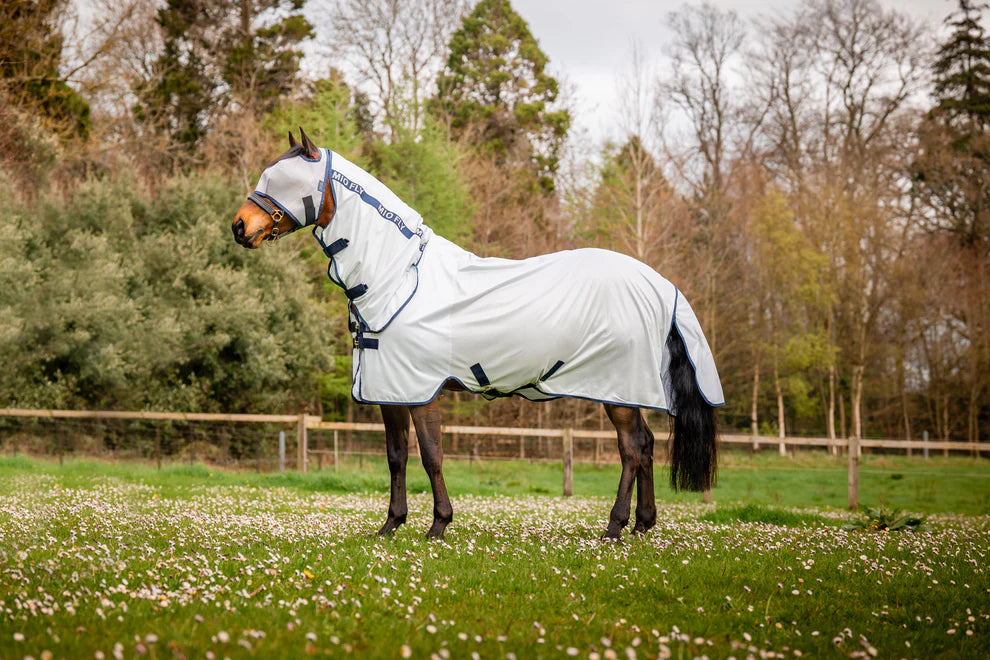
601, 520, 625, 541
425, 522, 448, 540
378, 516, 406, 536
601, 524, 624, 542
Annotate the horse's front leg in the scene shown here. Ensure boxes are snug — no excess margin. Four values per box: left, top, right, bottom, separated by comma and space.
378, 405, 411, 536
410, 397, 453, 539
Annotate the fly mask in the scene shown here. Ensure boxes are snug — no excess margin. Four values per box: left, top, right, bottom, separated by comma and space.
248, 147, 332, 241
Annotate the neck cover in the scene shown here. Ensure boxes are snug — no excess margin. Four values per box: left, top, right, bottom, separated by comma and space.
252, 148, 332, 228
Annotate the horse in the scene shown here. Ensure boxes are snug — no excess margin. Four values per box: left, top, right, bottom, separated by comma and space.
232, 128, 723, 541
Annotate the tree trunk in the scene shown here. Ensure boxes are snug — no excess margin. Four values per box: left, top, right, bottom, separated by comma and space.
827, 365, 837, 456
750, 355, 760, 450
240, 0, 251, 37
839, 386, 847, 441
897, 331, 912, 455
772, 306, 785, 456
851, 364, 864, 458
968, 383, 979, 455
774, 358, 786, 457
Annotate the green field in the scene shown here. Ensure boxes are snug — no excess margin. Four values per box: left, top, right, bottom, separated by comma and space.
0, 455, 987, 658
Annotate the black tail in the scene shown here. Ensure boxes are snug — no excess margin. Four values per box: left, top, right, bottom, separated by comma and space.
666, 325, 719, 492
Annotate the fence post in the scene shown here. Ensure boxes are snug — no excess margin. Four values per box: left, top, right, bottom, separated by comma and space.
519, 436, 525, 460
848, 434, 859, 510
278, 431, 286, 472
923, 430, 929, 459
333, 430, 339, 472
563, 428, 574, 497
297, 414, 308, 473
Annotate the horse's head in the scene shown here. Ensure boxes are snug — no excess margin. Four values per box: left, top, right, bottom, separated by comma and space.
232, 128, 327, 248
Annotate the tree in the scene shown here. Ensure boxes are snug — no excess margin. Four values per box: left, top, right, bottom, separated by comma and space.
658, 1, 753, 372
912, 0, 990, 445
324, 0, 467, 134
751, 0, 925, 443
433, 0, 570, 192
914, 0, 990, 245
134, 0, 312, 161
588, 137, 684, 267
367, 120, 475, 244
0, 0, 91, 138
749, 189, 829, 448
264, 73, 364, 164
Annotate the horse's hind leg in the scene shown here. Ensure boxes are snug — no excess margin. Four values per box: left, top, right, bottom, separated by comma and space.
378, 405, 411, 536
603, 404, 654, 539
633, 419, 657, 534
410, 398, 453, 539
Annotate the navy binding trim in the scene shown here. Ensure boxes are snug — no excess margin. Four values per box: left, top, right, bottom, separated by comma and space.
345, 283, 368, 300
539, 360, 565, 382
323, 237, 349, 257
247, 192, 277, 215
469, 363, 490, 387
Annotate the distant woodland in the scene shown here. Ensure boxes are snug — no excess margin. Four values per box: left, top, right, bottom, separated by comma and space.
2, 0, 988, 444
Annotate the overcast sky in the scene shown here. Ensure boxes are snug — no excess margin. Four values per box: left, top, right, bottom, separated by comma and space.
508, 0, 958, 145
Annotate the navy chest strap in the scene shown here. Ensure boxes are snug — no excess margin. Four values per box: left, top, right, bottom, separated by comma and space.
345, 283, 368, 300
323, 237, 349, 257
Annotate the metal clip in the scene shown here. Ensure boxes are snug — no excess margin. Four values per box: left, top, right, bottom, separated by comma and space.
269, 209, 284, 242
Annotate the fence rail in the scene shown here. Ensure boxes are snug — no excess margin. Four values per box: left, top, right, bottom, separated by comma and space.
2, 408, 987, 508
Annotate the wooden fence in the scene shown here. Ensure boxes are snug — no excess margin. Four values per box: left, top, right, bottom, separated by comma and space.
1, 408, 987, 509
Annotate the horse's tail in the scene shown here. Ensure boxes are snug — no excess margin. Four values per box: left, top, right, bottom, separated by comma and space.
665, 324, 719, 492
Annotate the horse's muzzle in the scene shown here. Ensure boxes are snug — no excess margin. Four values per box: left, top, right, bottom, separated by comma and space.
232, 218, 246, 243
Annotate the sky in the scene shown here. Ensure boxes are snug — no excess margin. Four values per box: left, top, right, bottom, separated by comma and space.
507, 0, 959, 145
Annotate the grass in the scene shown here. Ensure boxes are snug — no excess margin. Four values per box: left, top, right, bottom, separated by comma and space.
2, 450, 987, 513
0, 455, 987, 658
698, 503, 833, 527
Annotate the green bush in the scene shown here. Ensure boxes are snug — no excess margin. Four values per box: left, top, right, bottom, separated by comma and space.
1, 174, 333, 413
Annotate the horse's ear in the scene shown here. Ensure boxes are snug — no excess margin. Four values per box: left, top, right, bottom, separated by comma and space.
299, 126, 319, 158
288, 131, 298, 148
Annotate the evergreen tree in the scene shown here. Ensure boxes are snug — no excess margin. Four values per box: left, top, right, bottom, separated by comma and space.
931, 0, 990, 128
433, 0, 570, 192
135, 0, 312, 157
587, 136, 676, 264
913, 0, 990, 245
0, 0, 91, 138
368, 120, 475, 245
265, 73, 364, 158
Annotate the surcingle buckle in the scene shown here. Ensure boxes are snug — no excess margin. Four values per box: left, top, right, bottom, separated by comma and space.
351, 321, 378, 350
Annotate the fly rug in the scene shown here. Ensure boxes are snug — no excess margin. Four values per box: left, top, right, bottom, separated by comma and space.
232, 129, 725, 540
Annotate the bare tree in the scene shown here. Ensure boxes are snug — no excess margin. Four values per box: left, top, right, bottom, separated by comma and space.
321, 0, 467, 133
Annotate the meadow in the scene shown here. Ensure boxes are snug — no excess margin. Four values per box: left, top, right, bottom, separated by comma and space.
0, 454, 987, 658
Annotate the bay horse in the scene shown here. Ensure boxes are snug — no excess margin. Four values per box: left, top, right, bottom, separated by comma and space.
232, 128, 723, 540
